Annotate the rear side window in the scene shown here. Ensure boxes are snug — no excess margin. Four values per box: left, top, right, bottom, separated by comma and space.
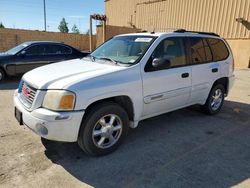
189, 37, 207, 64
203, 39, 212, 62
44, 45, 72, 55
207, 38, 229, 61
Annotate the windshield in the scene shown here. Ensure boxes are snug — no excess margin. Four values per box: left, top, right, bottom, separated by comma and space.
6, 43, 29, 55
90, 36, 156, 65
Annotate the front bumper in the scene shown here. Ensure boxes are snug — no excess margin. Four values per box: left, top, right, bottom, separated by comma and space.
14, 90, 84, 142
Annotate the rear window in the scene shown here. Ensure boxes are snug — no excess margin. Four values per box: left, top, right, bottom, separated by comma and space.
207, 38, 229, 61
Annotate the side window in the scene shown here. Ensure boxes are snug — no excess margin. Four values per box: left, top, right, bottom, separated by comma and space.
25, 45, 45, 55
207, 38, 229, 61
203, 39, 212, 62
189, 37, 207, 64
146, 37, 186, 71
58, 45, 71, 54
44, 45, 72, 55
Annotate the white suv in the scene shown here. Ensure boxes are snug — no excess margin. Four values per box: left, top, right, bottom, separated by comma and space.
14, 30, 235, 156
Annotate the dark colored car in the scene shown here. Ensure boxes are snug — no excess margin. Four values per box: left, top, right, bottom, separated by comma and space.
0, 41, 89, 81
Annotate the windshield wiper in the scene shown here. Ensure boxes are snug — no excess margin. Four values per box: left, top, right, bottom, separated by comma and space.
97, 57, 118, 65
91, 56, 134, 66
83, 54, 96, 61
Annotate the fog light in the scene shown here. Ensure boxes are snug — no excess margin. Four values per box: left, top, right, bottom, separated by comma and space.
36, 123, 48, 136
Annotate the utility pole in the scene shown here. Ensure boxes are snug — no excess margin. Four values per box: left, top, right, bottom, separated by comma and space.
78, 18, 81, 33
43, 0, 46, 31
89, 15, 92, 51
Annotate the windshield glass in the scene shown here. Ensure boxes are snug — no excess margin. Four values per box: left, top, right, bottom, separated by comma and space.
90, 36, 156, 65
6, 43, 29, 55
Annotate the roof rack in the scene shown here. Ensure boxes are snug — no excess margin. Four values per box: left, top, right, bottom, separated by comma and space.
137, 30, 148, 33
174, 29, 220, 37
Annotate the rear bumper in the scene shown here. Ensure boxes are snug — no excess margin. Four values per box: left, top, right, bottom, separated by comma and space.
14, 90, 84, 142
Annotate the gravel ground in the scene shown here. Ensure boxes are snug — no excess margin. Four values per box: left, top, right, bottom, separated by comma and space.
0, 69, 250, 188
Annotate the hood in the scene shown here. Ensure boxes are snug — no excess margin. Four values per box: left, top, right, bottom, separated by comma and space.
22, 59, 126, 89
0, 52, 12, 60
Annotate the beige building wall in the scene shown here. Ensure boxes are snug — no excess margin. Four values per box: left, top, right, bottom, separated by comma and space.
105, 0, 250, 68
227, 39, 250, 68
0, 28, 96, 52
96, 25, 141, 47
105, 0, 250, 38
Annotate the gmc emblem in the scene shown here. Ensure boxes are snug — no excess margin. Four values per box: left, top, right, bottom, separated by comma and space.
22, 86, 30, 97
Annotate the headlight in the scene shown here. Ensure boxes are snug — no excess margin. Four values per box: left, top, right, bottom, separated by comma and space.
42, 90, 75, 111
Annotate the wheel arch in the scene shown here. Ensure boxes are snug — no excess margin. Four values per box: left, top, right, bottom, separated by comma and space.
83, 95, 135, 122
212, 77, 229, 95
0, 66, 7, 80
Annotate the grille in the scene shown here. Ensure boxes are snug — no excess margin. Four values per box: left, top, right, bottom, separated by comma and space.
19, 82, 37, 108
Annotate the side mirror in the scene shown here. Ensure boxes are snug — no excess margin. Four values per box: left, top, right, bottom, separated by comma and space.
152, 58, 171, 70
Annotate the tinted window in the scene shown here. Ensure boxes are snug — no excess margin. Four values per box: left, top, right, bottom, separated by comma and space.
189, 37, 207, 64
44, 45, 71, 55
207, 38, 229, 61
203, 39, 212, 62
25, 45, 46, 55
152, 37, 186, 68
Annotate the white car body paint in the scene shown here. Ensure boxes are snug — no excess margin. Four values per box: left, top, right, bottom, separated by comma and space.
14, 32, 234, 142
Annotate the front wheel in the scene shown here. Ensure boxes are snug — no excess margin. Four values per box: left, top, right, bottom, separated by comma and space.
78, 102, 129, 156
201, 84, 225, 115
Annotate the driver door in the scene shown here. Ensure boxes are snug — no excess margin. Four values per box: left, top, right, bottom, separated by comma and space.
141, 37, 192, 118
15, 44, 49, 74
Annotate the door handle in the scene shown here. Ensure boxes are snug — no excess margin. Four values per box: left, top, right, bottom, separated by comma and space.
150, 94, 163, 100
212, 68, 218, 73
181, 73, 189, 78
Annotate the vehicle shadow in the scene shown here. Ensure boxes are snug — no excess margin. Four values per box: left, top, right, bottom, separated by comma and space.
0, 77, 20, 90
42, 100, 250, 188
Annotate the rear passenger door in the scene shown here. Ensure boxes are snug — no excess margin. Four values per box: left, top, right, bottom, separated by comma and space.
43, 44, 73, 63
188, 37, 221, 104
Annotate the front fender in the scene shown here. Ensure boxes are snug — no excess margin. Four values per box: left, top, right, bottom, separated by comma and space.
75, 90, 143, 123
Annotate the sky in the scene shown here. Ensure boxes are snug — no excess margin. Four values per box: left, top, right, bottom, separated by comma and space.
0, 0, 104, 33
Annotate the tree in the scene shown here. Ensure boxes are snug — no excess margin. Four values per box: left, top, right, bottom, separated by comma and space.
85, 29, 90, 35
58, 18, 69, 33
0, 22, 4, 28
71, 24, 80, 34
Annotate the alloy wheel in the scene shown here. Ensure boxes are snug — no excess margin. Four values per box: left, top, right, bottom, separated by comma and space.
210, 88, 223, 111
92, 114, 123, 149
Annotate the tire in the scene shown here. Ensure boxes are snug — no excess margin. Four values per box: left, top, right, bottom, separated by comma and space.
201, 84, 225, 115
78, 102, 129, 156
0, 68, 6, 82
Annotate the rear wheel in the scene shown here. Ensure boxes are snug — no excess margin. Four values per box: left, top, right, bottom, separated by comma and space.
0, 68, 6, 82
78, 102, 129, 156
201, 84, 225, 115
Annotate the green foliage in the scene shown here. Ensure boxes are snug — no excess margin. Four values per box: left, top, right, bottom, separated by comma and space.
0, 22, 5, 28
71, 24, 80, 34
58, 18, 69, 33
85, 29, 90, 35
